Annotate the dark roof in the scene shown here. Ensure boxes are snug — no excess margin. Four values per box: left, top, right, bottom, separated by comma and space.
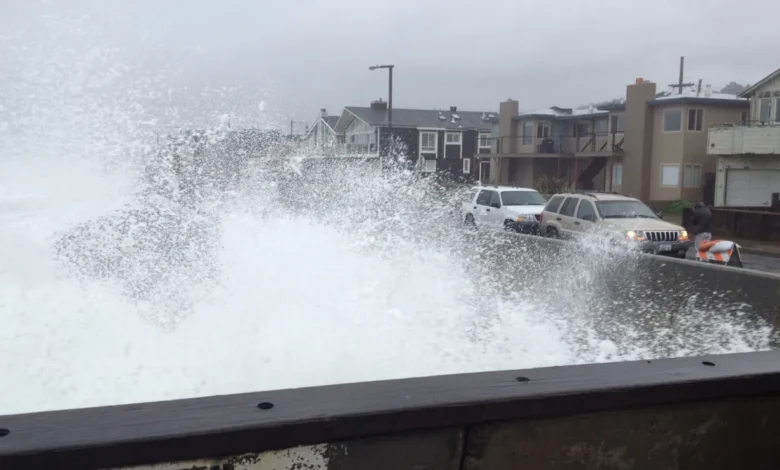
323, 115, 340, 130
344, 106, 498, 131
739, 68, 780, 98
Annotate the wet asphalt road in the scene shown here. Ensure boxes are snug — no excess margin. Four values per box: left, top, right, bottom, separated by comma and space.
734, 252, 780, 274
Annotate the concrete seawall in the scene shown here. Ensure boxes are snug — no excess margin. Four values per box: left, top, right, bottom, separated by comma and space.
3, 352, 779, 469
458, 230, 780, 352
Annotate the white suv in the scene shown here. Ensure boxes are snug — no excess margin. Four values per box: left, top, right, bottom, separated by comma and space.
540, 191, 692, 258
461, 185, 547, 234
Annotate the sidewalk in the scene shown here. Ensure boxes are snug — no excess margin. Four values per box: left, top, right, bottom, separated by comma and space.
663, 213, 780, 259
731, 239, 780, 258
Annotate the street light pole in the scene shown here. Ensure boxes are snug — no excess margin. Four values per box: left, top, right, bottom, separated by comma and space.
369, 64, 395, 161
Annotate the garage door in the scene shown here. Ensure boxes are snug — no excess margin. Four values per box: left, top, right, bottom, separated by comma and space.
726, 169, 780, 207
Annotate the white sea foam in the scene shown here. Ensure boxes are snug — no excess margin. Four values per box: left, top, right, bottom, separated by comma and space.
0, 12, 772, 416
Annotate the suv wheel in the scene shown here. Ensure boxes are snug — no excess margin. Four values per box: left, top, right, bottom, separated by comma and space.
464, 214, 477, 230
503, 220, 515, 232
546, 227, 559, 238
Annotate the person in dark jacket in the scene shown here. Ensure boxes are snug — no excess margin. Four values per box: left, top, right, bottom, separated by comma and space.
691, 202, 713, 248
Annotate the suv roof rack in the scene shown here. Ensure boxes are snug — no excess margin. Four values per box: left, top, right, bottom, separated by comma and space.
571, 190, 631, 198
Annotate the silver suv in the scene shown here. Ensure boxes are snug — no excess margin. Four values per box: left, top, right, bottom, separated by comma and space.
540, 191, 692, 258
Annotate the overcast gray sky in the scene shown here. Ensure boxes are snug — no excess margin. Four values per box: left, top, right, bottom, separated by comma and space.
3, 0, 779, 131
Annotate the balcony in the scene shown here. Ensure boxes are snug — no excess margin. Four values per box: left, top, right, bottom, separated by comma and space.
708, 123, 780, 156
302, 142, 378, 157
492, 132, 624, 157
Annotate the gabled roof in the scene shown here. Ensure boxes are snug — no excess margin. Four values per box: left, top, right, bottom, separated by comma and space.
323, 115, 340, 130
739, 68, 780, 98
305, 115, 341, 138
340, 106, 498, 131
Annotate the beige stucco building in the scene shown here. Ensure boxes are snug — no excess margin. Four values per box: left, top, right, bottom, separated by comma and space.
490, 78, 749, 206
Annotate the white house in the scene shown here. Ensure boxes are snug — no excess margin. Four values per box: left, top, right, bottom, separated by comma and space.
708, 68, 780, 207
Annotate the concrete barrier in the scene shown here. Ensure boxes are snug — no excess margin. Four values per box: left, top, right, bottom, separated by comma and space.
2, 351, 779, 469
459, 230, 780, 351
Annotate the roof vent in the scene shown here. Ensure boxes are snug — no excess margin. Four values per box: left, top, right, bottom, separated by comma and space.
438, 114, 447, 120
452, 114, 461, 120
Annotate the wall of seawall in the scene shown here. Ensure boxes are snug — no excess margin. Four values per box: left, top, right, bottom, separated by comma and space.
2, 352, 780, 470
459, 231, 780, 353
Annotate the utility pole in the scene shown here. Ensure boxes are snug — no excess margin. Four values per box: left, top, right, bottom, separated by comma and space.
669, 56, 695, 95
369, 64, 395, 161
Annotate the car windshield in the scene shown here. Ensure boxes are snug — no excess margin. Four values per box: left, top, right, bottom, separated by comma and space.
596, 200, 658, 219
500, 190, 546, 206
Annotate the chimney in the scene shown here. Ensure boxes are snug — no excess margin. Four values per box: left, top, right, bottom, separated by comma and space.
370, 99, 387, 111
635, 78, 644, 84
697, 79, 703, 96
704, 84, 712, 97
320, 108, 327, 117
450, 106, 457, 112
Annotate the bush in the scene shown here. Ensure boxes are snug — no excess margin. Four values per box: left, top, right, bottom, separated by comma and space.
534, 174, 572, 195
664, 199, 693, 215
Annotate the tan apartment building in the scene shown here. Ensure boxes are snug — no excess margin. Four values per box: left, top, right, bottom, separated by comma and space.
708, 67, 780, 208
490, 78, 749, 206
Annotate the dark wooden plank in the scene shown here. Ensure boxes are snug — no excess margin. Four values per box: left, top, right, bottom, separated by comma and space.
1, 351, 780, 469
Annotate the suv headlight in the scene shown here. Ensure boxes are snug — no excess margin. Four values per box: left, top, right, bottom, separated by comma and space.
626, 230, 646, 241
679, 230, 689, 241
516, 215, 536, 223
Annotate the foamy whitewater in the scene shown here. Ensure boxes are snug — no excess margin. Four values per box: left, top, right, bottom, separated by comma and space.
0, 13, 773, 416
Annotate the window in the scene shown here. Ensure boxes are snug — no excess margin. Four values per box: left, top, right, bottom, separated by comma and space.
478, 132, 491, 148
759, 98, 771, 122
476, 190, 493, 206
576, 200, 597, 221
687, 108, 704, 131
544, 195, 565, 213
661, 164, 680, 187
741, 111, 749, 124
596, 200, 658, 219
500, 190, 547, 206
423, 158, 436, 173
576, 122, 591, 138
663, 109, 682, 132
522, 122, 533, 145
610, 114, 626, 133
683, 164, 702, 188
594, 119, 608, 134
445, 132, 461, 144
612, 163, 623, 185
559, 197, 578, 217
536, 122, 550, 138
462, 158, 471, 174
420, 131, 437, 153
489, 191, 502, 208
776, 98, 780, 123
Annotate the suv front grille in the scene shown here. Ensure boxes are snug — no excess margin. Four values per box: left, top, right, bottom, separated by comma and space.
645, 231, 679, 242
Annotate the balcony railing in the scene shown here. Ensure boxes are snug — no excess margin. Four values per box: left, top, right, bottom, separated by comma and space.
490, 132, 625, 156
302, 142, 379, 157
708, 122, 780, 156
